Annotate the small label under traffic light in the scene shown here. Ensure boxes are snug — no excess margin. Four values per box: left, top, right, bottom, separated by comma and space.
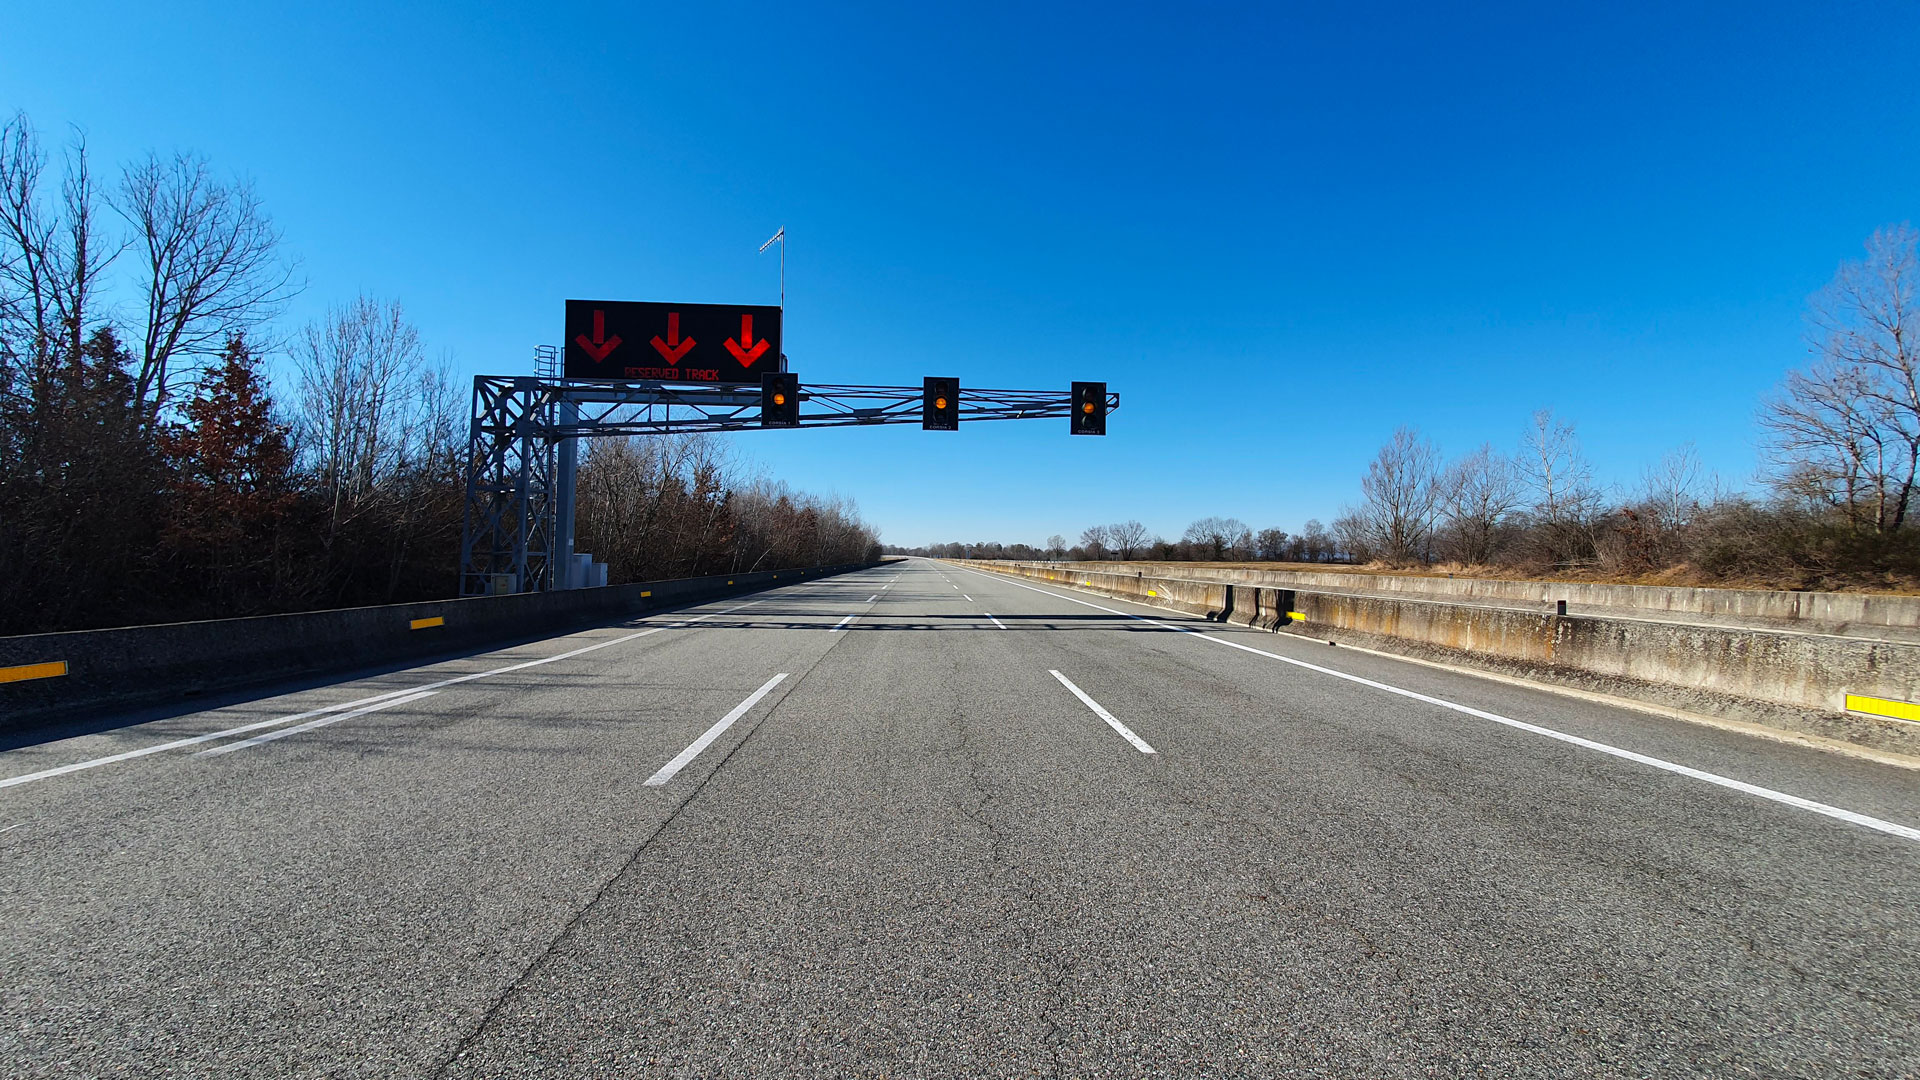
923, 376, 959, 431
761, 372, 800, 427
1071, 381, 1107, 436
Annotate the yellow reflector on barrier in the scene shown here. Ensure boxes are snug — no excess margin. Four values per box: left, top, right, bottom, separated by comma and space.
0, 660, 67, 684
1287, 612, 1306, 622
409, 617, 444, 630
1845, 694, 1920, 724
641, 590, 652, 597
1147, 590, 1158, 597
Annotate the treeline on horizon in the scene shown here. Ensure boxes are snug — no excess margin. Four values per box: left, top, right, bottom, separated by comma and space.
887, 516, 1346, 564
0, 113, 877, 636
898, 225, 1920, 591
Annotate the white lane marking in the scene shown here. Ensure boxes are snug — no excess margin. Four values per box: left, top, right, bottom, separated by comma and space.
0, 602, 764, 790
1, 823, 21, 833
951, 583, 961, 590
829, 615, 856, 632
962, 594, 973, 602
953, 567, 1920, 846
196, 691, 439, 756
644, 674, 789, 786
984, 612, 1008, 630
1050, 670, 1156, 754
867, 594, 879, 602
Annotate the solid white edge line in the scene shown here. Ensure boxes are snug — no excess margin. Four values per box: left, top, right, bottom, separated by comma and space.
1, 601, 769, 790
196, 691, 440, 756
1050, 669, 1156, 754
644, 673, 790, 785
954, 565, 1920, 845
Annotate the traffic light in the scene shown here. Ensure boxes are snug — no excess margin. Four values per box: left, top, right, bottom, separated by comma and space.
923, 376, 959, 431
1071, 381, 1107, 436
761, 372, 800, 427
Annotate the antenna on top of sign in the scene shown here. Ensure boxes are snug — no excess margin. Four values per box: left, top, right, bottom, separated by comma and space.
759, 226, 785, 309
760, 226, 786, 371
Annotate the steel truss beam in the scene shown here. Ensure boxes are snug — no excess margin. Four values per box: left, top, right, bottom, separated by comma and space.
459, 376, 1119, 595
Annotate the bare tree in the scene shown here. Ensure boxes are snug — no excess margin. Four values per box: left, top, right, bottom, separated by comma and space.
0, 113, 117, 388
1045, 533, 1067, 560
1763, 224, 1920, 532
1640, 443, 1704, 535
1181, 516, 1250, 560
1253, 527, 1289, 560
1520, 409, 1594, 526
1078, 524, 1112, 560
1437, 443, 1520, 564
291, 296, 438, 538
1517, 409, 1602, 565
1108, 519, 1150, 559
1297, 518, 1333, 562
116, 151, 299, 419
1352, 427, 1441, 565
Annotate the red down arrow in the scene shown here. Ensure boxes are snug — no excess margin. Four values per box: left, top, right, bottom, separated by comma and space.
650, 312, 696, 362
724, 314, 770, 367
575, 309, 622, 362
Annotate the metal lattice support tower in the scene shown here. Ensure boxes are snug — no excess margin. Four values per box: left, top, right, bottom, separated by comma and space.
458, 375, 1119, 595
459, 377, 558, 597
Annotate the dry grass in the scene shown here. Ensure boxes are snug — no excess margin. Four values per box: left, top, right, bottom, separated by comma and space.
1087, 560, 1920, 596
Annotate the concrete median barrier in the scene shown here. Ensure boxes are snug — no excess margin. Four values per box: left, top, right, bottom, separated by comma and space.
950, 559, 1920, 758
0, 562, 878, 732
1038, 560, 1920, 639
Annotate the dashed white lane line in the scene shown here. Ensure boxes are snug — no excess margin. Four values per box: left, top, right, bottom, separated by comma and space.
829, 614, 856, 632
984, 613, 1008, 630
1050, 670, 1156, 754
962, 595, 973, 602
196, 691, 440, 756
953, 566, 1920, 846
867, 594, 879, 602
644, 674, 789, 786
0, 823, 21, 833
0, 602, 766, 790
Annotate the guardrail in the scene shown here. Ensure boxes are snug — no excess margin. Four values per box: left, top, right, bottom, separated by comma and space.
0, 563, 878, 731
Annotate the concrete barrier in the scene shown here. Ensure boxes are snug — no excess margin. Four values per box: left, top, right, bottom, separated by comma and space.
949, 559, 1920, 757
1012, 560, 1920, 637
0, 562, 878, 731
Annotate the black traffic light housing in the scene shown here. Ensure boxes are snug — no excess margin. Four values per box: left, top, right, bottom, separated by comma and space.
761, 372, 800, 427
923, 376, 959, 431
1071, 381, 1107, 436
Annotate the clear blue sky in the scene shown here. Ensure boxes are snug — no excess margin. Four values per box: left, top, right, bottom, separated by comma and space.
6, 1, 1917, 547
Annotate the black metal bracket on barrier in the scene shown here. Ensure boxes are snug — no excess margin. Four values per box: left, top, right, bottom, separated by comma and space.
458, 376, 1119, 597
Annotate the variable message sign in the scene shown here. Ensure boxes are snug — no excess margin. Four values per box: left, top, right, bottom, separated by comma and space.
564, 300, 783, 384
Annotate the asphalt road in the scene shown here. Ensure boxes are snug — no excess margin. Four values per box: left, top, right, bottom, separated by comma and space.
3, 559, 1917, 1078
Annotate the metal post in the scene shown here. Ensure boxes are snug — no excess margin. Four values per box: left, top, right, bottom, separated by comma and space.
554, 396, 579, 589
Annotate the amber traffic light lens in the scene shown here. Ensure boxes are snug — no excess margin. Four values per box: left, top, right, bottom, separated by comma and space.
935, 396, 949, 409
772, 393, 786, 406
1082, 402, 1095, 414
